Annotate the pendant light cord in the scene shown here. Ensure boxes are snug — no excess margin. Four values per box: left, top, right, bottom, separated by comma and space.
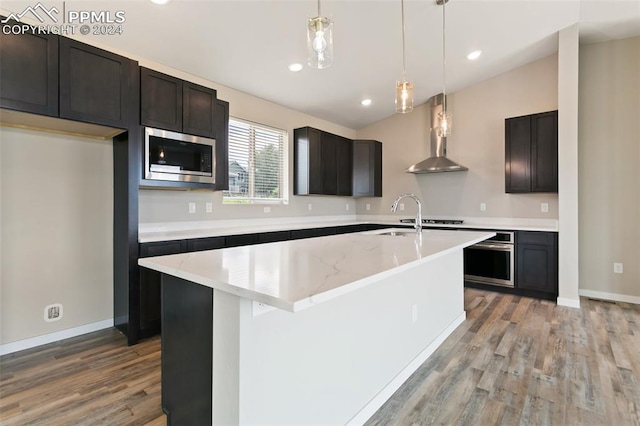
317, 0, 321, 16
401, 0, 407, 81
442, 0, 447, 113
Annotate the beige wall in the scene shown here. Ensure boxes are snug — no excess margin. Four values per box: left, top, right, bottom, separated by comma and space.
355, 55, 559, 219
138, 63, 358, 224
578, 36, 640, 298
0, 127, 113, 344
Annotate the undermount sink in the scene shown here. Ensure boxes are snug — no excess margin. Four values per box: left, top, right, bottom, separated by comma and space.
364, 228, 419, 237
377, 231, 415, 237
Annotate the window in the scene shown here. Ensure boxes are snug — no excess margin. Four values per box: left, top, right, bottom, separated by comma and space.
223, 118, 288, 204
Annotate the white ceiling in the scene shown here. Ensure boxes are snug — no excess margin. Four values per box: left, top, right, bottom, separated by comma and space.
3, 0, 640, 129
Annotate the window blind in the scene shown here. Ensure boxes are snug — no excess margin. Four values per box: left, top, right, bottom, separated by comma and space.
223, 118, 287, 204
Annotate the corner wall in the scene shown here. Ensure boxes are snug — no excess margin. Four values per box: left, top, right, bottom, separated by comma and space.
578, 36, 640, 301
0, 127, 114, 345
355, 54, 559, 220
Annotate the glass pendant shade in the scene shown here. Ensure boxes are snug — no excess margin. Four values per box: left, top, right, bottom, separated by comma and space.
436, 110, 452, 137
395, 81, 414, 113
307, 17, 333, 69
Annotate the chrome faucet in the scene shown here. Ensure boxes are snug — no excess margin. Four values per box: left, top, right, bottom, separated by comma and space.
391, 193, 423, 233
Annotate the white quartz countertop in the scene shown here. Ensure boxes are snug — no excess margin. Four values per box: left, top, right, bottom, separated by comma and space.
138, 215, 557, 243
138, 228, 495, 312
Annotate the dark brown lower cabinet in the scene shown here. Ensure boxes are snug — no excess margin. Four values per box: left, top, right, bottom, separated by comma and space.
139, 240, 187, 338
516, 231, 558, 296
161, 275, 212, 426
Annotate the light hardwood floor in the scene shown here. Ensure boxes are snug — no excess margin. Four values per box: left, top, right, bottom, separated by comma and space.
1, 289, 639, 425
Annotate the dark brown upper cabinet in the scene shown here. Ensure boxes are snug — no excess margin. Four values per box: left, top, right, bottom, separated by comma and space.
505, 110, 558, 193
0, 24, 59, 117
140, 67, 217, 139
214, 99, 230, 191
294, 126, 353, 196
353, 140, 382, 197
59, 38, 137, 129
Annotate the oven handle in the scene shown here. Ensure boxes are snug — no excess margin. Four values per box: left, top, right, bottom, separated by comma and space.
468, 243, 513, 251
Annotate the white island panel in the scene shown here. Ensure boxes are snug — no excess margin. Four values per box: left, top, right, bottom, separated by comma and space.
214, 250, 467, 425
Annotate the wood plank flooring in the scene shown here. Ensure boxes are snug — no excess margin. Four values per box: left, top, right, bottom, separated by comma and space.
0, 328, 164, 425
1, 289, 638, 425
367, 289, 640, 426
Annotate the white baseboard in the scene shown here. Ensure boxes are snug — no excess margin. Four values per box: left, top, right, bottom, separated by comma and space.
0, 319, 114, 356
347, 311, 467, 425
557, 297, 581, 308
579, 289, 640, 305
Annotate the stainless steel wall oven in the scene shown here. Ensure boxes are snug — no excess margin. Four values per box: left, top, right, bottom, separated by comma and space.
464, 231, 514, 287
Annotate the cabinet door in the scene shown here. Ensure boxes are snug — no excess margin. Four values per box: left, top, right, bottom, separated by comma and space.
353, 140, 382, 197
294, 127, 322, 195
516, 231, 557, 294
531, 111, 558, 192
183, 81, 217, 138
214, 99, 230, 190
139, 240, 187, 337
0, 27, 58, 116
321, 132, 338, 195
140, 67, 182, 132
505, 115, 531, 193
59, 38, 136, 128
225, 234, 260, 247
336, 136, 353, 196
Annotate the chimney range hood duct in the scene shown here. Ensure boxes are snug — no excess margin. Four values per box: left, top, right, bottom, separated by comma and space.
405, 93, 468, 173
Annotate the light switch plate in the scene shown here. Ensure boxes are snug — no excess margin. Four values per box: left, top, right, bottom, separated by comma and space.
541, 203, 549, 213
206, 202, 213, 213
263, 207, 271, 213
188, 202, 196, 214
614, 263, 624, 274
480, 203, 486, 211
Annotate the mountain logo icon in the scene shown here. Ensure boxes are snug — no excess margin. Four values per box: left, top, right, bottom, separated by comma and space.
1, 3, 60, 24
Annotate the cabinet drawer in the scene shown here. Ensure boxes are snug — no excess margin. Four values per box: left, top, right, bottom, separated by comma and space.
139, 240, 187, 258
517, 231, 555, 245
258, 231, 291, 243
335, 225, 363, 234
225, 234, 260, 247
187, 237, 225, 252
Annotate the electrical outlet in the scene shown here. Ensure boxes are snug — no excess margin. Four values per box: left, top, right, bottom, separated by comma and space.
44, 303, 63, 322
399, 203, 405, 211
541, 203, 549, 213
366, 203, 371, 211
614, 263, 624, 274
188, 202, 196, 214
263, 207, 271, 213
480, 203, 486, 211
206, 202, 213, 213
252, 300, 276, 317
308, 203, 313, 211
412, 304, 418, 324
346, 204, 350, 211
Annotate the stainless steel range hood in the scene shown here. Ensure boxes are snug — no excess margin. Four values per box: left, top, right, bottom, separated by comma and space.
405, 93, 468, 173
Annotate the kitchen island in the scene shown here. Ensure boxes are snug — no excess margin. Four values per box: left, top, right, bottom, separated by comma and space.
138, 228, 494, 425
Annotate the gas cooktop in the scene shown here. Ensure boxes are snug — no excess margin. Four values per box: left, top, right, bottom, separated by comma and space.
400, 218, 464, 225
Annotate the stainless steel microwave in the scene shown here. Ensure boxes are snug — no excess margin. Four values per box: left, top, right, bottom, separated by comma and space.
144, 127, 216, 184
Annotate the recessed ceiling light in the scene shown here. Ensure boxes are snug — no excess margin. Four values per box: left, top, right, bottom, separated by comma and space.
466, 50, 482, 60
361, 99, 373, 106
150, 0, 171, 4
288, 63, 303, 72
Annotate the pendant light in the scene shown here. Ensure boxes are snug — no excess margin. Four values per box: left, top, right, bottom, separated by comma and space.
436, 0, 452, 137
395, 0, 413, 113
307, 0, 333, 69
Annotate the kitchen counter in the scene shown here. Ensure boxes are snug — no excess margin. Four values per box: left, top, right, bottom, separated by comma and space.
138, 215, 557, 243
140, 228, 494, 425
138, 228, 494, 312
